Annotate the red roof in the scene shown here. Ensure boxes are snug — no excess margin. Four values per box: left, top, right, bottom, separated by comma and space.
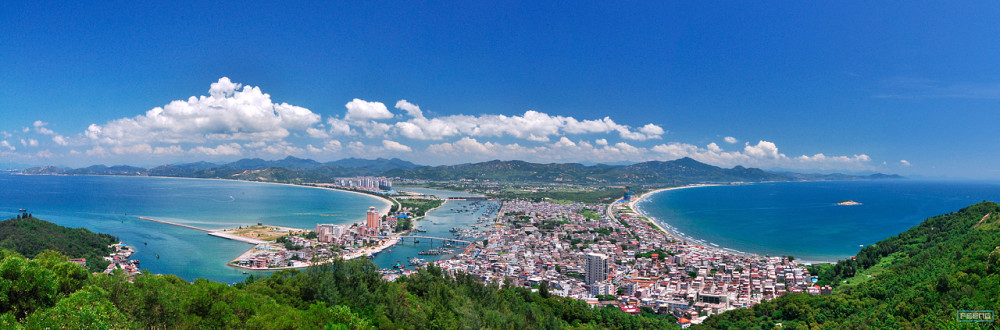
678, 318, 691, 323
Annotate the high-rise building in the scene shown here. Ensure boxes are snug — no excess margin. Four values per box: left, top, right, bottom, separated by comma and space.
586, 253, 609, 284
365, 206, 380, 234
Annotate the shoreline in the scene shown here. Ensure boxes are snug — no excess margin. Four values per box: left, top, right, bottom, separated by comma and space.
627, 184, 760, 258
627, 183, 835, 264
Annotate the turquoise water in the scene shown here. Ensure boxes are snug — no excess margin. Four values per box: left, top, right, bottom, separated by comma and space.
636, 180, 1000, 262
370, 187, 497, 269
0, 173, 390, 283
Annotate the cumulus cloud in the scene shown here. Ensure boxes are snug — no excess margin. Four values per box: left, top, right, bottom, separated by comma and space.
384, 111, 664, 142
743, 141, 781, 159
395, 100, 423, 118
189, 143, 243, 156
153, 145, 184, 155
306, 127, 330, 139
51, 135, 69, 146
85, 77, 321, 145
345, 99, 393, 122
111, 144, 153, 155
33, 121, 55, 135
724, 136, 738, 144
21, 139, 38, 147
382, 140, 412, 152
553, 137, 576, 148
646, 140, 872, 170
900, 159, 911, 166
306, 140, 343, 154
0, 140, 14, 151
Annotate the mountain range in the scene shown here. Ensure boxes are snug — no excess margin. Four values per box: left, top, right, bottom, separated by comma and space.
19, 156, 901, 185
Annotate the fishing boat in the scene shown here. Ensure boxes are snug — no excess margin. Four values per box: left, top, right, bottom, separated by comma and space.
408, 257, 424, 266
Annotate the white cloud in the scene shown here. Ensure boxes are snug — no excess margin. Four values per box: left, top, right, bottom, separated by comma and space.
306, 127, 330, 139
258, 141, 304, 155
347, 141, 366, 154
307, 140, 343, 154
189, 143, 243, 156
724, 136, 738, 144
1, 131, 10, 138
0, 140, 14, 151
900, 159, 911, 166
382, 140, 412, 152
706, 142, 722, 152
395, 100, 423, 118
325, 118, 354, 136
385, 111, 663, 142
639, 123, 665, 136
33, 121, 55, 135
52, 135, 69, 146
21, 139, 38, 147
85, 77, 322, 145
743, 141, 782, 159
86, 146, 108, 156
22, 127, 29, 133
111, 144, 153, 155
36, 150, 53, 158
553, 137, 576, 148
595, 138, 608, 146
345, 99, 393, 122
153, 145, 184, 155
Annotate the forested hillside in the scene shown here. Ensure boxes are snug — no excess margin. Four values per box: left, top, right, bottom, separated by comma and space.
699, 202, 1000, 328
0, 216, 116, 272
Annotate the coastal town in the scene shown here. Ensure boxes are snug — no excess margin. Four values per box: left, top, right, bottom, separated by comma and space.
434, 194, 823, 325
91, 175, 827, 325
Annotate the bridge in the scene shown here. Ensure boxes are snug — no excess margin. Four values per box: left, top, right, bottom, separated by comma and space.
375, 235, 473, 244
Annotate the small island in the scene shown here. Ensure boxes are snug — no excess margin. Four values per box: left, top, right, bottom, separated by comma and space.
837, 199, 862, 206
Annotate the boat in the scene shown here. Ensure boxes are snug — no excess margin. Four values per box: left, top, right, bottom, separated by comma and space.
413, 239, 420, 243
393, 261, 404, 269
409, 257, 424, 266
242, 271, 248, 274
18, 209, 26, 212
155, 254, 160, 259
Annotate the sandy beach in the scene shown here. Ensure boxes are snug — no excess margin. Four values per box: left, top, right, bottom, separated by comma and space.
621, 184, 766, 258
626, 184, 721, 235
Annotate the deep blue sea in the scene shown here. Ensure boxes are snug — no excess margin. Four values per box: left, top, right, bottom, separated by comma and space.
635, 180, 1000, 263
0, 173, 391, 283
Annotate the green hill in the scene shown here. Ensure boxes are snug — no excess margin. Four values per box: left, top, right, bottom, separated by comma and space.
0, 216, 116, 273
699, 202, 1000, 328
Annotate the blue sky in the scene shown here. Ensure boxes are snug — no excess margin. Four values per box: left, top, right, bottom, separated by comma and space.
1, 1, 999, 178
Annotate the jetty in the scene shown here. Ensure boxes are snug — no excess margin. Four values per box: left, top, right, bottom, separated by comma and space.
137, 216, 268, 244
137, 216, 211, 232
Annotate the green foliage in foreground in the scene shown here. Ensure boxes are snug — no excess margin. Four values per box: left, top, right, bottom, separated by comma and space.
0, 249, 676, 328
0, 217, 115, 273
698, 202, 1000, 329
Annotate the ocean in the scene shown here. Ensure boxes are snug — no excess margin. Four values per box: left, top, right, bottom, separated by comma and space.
0, 173, 391, 283
635, 180, 1000, 263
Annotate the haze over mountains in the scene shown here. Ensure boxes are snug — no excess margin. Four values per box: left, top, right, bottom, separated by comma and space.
19, 156, 901, 185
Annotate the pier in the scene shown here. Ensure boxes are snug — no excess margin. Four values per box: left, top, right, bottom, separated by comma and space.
137, 216, 268, 244
137, 216, 212, 232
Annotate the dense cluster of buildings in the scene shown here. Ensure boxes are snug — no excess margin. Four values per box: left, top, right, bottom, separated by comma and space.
103, 242, 141, 276
434, 199, 822, 324
333, 176, 393, 192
